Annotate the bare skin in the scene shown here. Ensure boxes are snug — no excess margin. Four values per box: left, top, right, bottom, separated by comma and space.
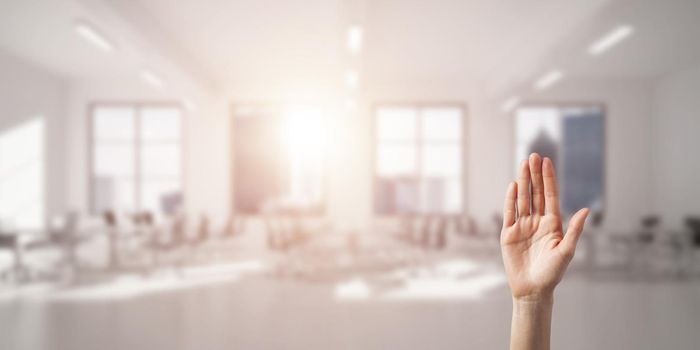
501, 153, 589, 350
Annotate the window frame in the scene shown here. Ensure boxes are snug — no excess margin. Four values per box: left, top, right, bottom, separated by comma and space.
510, 101, 607, 217
87, 102, 187, 216
371, 102, 469, 217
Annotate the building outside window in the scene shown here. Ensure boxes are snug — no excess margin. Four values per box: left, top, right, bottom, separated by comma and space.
515, 105, 604, 215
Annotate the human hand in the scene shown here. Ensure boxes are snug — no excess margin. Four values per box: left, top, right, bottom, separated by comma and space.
500, 153, 589, 301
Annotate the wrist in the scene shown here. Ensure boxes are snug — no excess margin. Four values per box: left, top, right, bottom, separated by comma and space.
513, 292, 554, 309
512, 294, 553, 317
512, 292, 554, 304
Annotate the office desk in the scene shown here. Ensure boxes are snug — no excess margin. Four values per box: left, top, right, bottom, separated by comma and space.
0, 229, 51, 281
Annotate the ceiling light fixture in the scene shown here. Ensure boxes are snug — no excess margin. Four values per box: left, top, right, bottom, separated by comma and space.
345, 70, 359, 90
74, 21, 114, 53
588, 25, 634, 56
347, 25, 363, 54
140, 69, 165, 89
501, 97, 520, 113
534, 70, 564, 91
345, 97, 357, 110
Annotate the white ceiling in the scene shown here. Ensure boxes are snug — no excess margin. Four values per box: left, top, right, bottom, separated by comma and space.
363, 0, 609, 82
0, 0, 209, 94
562, 0, 700, 79
1, 0, 699, 95
110, 0, 343, 90
0, 0, 133, 81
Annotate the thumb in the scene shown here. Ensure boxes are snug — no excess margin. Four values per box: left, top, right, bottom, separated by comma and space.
561, 208, 590, 255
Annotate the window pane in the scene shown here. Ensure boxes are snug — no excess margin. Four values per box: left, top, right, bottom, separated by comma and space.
375, 178, 420, 215
141, 180, 182, 216
0, 117, 46, 230
93, 177, 135, 213
422, 107, 462, 141
515, 105, 604, 216
141, 107, 182, 141
419, 178, 462, 214
421, 144, 461, 177
141, 144, 181, 178
377, 143, 417, 177
0, 160, 43, 229
376, 107, 417, 141
561, 109, 604, 213
93, 106, 135, 141
93, 144, 134, 177
91, 104, 184, 215
374, 105, 465, 215
0, 119, 44, 174
515, 107, 561, 171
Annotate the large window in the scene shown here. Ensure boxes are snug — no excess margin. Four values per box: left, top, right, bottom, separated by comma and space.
515, 105, 604, 215
91, 104, 183, 218
374, 105, 464, 215
232, 105, 326, 214
0, 118, 44, 230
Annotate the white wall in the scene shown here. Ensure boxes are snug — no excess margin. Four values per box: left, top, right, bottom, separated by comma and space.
653, 63, 700, 229
0, 49, 66, 223
61, 76, 659, 234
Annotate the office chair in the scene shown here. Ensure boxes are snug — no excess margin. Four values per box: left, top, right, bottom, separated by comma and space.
434, 216, 448, 250
0, 221, 22, 282
685, 217, 700, 247
186, 214, 212, 262
394, 213, 415, 243
221, 214, 244, 240
419, 215, 434, 249
193, 214, 210, 245
102, 210, 123, 270
639, 215, 660, 244
683, 217, 700, 275
148, 213, 188, 270
48, 211, 82, 273
264, 216, 279, 250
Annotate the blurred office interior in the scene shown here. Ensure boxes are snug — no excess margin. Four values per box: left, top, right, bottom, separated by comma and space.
1, 0, 700, 349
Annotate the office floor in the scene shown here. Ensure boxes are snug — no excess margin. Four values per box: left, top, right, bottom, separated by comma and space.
1, 252, 699, 350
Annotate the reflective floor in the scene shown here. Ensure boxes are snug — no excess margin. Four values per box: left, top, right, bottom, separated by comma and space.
1, 250, 699, 350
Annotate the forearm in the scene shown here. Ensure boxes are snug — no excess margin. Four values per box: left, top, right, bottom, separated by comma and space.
510, 296, 553, 350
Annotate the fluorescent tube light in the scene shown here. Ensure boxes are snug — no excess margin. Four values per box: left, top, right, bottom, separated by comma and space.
588, 25, 634, 56
345, 70, 359, 89
347, 25, 363, 54
140, 69, 165, 89
534, 70, 564, 91
74, 21, 114, 53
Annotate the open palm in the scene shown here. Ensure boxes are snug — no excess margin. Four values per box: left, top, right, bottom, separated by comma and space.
501, 154, 589, 300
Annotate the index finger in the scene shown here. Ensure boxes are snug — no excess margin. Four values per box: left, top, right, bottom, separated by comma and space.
503, 181, 517, 228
